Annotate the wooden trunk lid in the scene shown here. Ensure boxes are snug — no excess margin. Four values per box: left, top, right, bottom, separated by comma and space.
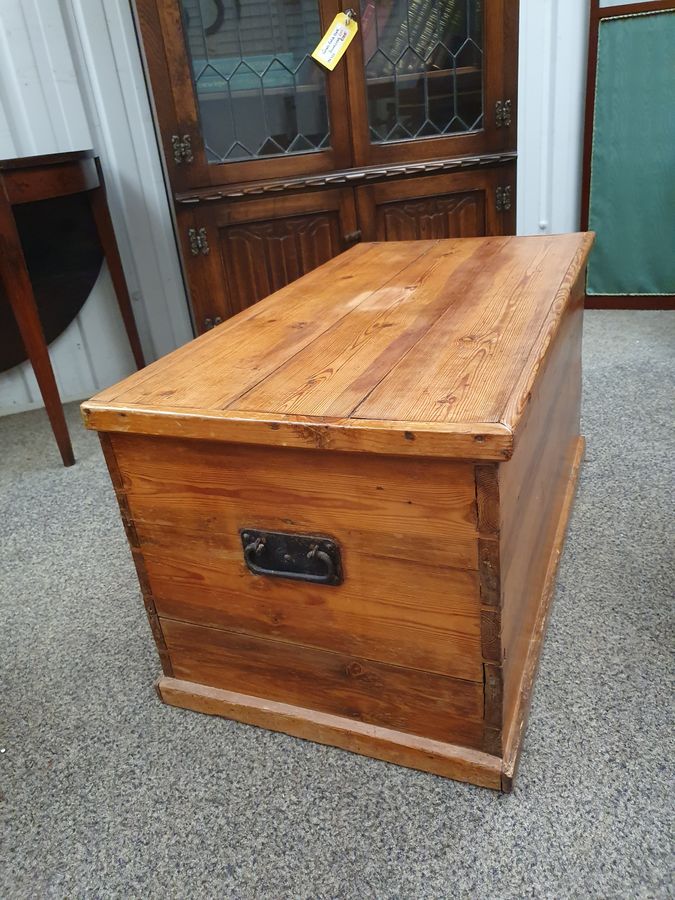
83, 234, 594, 460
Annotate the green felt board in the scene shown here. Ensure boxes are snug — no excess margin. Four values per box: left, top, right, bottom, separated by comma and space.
587, 10, 675, 296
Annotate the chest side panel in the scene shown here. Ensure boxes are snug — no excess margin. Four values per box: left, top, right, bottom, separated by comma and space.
499, 274, 585, 752
110, 434, 483, 683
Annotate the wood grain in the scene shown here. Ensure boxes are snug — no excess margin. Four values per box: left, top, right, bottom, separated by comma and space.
110, 433, 480, 571
499, 273, 585, 733
158, 678, 504, 790
137, 521, 482, 682
161, 618, 485, 749
80, 244, 371, 403
236, 240, 487, 416
501, 233, 594, 437
82, 405, 513, 461
85, 231, 594, 790
110, 241, 431, 410
355, 234, 584, 423
82, 234, 592, 460
501, 436, 585, 788
98, 435, 173, 675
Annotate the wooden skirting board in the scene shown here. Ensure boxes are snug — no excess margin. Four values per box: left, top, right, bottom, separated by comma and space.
585, 296, 675, 310
157, 436, 585, 793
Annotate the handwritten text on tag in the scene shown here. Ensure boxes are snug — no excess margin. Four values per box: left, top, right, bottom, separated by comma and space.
311, 12, 358, 71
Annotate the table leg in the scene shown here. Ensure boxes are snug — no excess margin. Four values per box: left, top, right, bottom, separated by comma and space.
89, 160, 145, 369
0, 190, 75, 466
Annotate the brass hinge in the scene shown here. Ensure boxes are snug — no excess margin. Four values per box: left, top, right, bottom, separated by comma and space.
188, 226, 209, 255
495, 100, 512, 128
203, 316, 223, 331
495, 185, 512, 212
171, 134, 194, 164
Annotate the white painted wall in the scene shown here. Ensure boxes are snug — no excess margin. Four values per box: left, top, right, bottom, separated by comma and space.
516, 0, 590, 236
0, 0, 192, 416
0, 0, 593, 416
600, 0, 653, 6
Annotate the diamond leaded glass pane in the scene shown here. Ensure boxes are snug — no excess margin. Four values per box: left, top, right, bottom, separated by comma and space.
181, 0, 330, 162
361, 0, 483, 144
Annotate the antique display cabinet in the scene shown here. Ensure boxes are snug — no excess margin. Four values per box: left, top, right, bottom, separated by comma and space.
134, 0, 519, 331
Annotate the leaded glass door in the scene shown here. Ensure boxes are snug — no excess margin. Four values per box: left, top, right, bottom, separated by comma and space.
134, 0, 518, 333
345, 0, 516, 166
150, 0, 353, 190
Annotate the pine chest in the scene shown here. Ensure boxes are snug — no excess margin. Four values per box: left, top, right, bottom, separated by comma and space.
83, 233, 594, 791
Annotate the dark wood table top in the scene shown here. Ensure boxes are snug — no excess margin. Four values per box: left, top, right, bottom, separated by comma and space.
0, 149, 95, 171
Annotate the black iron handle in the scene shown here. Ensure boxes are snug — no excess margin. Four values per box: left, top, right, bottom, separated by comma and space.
243, 537, 337, 584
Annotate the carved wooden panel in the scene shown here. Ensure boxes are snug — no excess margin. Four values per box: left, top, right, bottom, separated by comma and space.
356, 167, 515, 242
222, 212, 343, 314
186, 188, 358, 331
376, 193, 485, 241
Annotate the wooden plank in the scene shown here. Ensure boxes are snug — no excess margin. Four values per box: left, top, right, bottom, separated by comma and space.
158, 678, 504, 790
82, 404, 514, 461
499, 282, 584, 732
478, 539, 500, 608
98, 435, 173, 676
108, 241, 434, 409
84, 241, 374, 404
138, 522, 483, 682
502, 435, 585, 789
501, 237, 594, 436
161, 619, 485, 749
475, 465, 500, 535
110, 433, 481, 571
81, 236, 594, 462
354, 234, 586, 423
234, 239, 506, 417
483, 663, 503, 731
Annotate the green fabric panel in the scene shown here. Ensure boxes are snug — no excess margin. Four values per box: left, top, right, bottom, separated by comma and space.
587, 10, 675, 296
